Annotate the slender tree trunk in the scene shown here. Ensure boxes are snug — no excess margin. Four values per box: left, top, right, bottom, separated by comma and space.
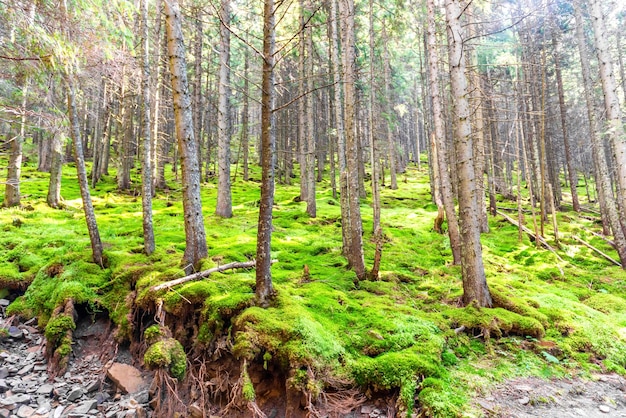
216, 0, 233, 218
140, 0, 155, 255
4, 80, 28, 207
445, 0, 491, 307
552, 30, 579, 212
242, 41, 250, 182
574, 0, 626, 266
193, 9, 203, 179
65, 75, 104, 267
588, 0, 626, 228
256, 0, 277, 307
382, 24, 397, 190
330, 0, 351, 260
164, 0, 208, 272
304, 6, 316, 217
369, 0, 381, 237
47, 131, 64, 209
339, 0, 366, 280
427, 0, 462, 264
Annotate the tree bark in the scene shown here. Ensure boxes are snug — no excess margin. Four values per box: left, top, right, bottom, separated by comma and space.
47, 131, 64, 209
588, 0, 626, 228
216, 0, 233, 218
339, 0, 366, 280
445, 0, 492, 307
4, 79, 27, 208
574, 0, 626, 267
164, 0, 208, 272
256, 0, 277, 306
427, 0, 462, 264
140, 0, 155, 255
65, 75, 104, 267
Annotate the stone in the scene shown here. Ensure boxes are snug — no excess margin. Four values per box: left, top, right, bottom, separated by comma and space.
53, 405, 65, 418
0, 380, 9, 393
15, 405, 35, 418
132, 391, 149, 405
85, 380, 99, 393
518, 397, 530, 405
7, 326, 22, 339
0, 299, 9, 307
106, 364, 147, 395
35, 402, 51, 415
0, 368, 8, 379
599, 405, 611, 413
188, 403, 203, 418
67, 386, 84, 402
0, 393, 31, 409
70, 399, 98, 415
16, 364, 33, 376
37, 384, 54, 396
360, 405, 374, 414
0, 409, 8, 418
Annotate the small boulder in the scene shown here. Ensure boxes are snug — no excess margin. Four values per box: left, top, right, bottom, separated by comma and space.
106, 363, 147, 394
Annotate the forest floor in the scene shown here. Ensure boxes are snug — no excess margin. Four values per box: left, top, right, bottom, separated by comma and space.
473, 374, 626, 417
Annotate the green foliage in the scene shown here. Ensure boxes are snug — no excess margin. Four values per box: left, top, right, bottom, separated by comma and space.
45, 314, 75, 348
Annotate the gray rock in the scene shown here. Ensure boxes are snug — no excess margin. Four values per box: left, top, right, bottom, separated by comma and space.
85, 380, 99, 393
7, 327, 22, 339
16, 364, 33, 376
0, 299, 9, 307
0, 380, 9, 393
71, 399, 98, 414
0, 368, 8, 379
132, 391, 149, 405
53, 405, 65, 418
36, 384, 54, 395
360, 405, 374, 414
0, 393, 31, 408
0, 408, 8, 418
599, 405, 611, 413
15, 405, 34, 418
519, 397, 530, 405
35, 401, 51, 414
67, 386, 85, 402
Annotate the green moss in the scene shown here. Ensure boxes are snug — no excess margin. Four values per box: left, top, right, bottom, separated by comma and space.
584, 294, 626, 314
242, 368, 255, 401
144, 338, 187, 380
45, 314, 75, 346
144, 325, 166, 345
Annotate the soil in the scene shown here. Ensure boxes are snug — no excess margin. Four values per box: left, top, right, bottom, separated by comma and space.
474, 374, 626, 417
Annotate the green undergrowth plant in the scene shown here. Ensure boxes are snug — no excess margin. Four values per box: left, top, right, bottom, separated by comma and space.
3, 160, 626, 416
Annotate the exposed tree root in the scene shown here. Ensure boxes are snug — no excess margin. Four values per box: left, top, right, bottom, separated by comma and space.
150, 369, 187, 417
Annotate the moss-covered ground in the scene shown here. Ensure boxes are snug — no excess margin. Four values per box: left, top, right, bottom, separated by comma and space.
2, 156, 626, 416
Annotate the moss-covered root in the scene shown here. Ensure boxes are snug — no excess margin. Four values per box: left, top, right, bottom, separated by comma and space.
45, 298, 76, 376
143, 325, 187, 380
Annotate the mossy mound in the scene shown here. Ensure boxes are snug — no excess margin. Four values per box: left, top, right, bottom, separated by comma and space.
144, 337, 187, 380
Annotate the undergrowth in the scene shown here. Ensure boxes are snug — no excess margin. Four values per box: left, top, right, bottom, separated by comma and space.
2, 158, 626, 417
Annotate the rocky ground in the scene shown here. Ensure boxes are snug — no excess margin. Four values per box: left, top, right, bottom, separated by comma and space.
474, 374, 626, 417
0, 300, 154, 418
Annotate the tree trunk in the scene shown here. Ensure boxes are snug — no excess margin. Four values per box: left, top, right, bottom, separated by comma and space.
4, 80, 27, 208
256, 0, 277, 307
382, 24, 397, 191
339, 0, 366, 280
140, 0, 155, 255
427, 0, 462, 264
47, 131, 64, 209
242, 40, 250, 182
445, 0, 491, 307
215, 0, 233, 218
369, 0, 381, 236
574, 0, 626, 267
65, 75, 104, 267
305, 6, 316, 217
588, 0, 626, 228
164, 0, 208, 272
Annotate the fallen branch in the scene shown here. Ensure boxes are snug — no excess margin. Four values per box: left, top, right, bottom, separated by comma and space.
572, 236, 621, 267
151, 259, 277, 292
496, 210, 565, 275
589, 230, 616, 249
